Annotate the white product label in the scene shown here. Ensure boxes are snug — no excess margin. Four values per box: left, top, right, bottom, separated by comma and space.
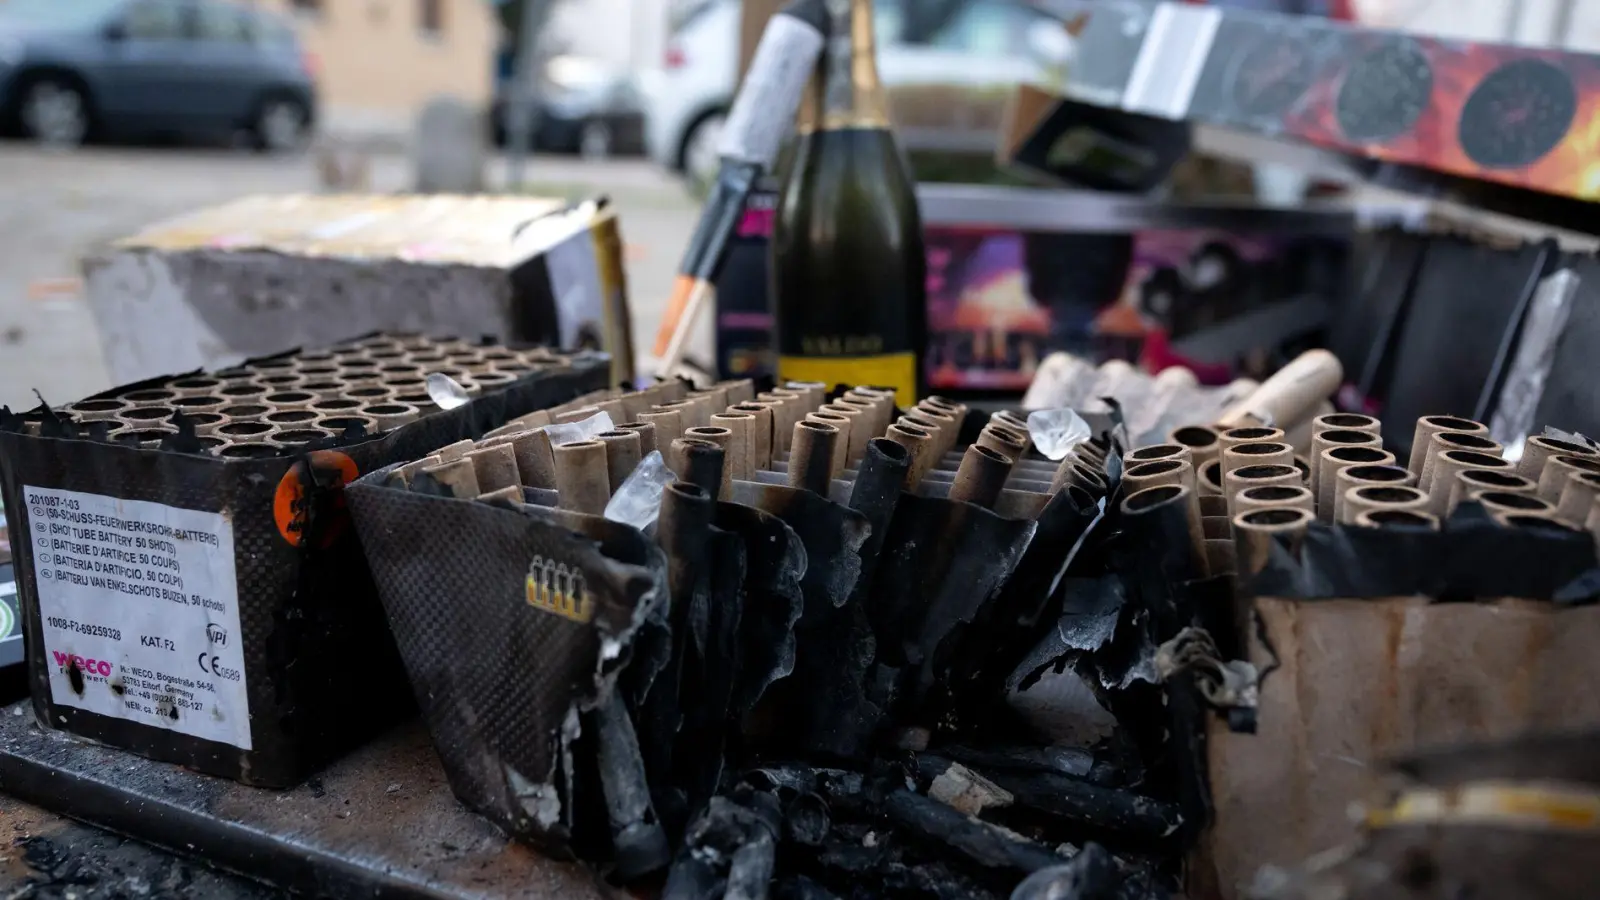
22, 486, 250, 750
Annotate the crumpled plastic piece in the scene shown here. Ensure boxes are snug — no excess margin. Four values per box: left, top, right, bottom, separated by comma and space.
545, 410, 615, 447
425, 372, 473, 410
1027, 408, 1092, 461
605, 450, 672, 530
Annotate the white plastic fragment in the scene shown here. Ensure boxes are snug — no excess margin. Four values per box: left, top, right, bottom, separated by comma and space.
604, 450, 672, 530
1026, 408, 1092, 461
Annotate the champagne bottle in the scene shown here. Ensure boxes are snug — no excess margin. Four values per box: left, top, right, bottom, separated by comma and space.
771, 0, 926, 405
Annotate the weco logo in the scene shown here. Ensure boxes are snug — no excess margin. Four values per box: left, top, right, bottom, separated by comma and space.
525, 555, 591, 623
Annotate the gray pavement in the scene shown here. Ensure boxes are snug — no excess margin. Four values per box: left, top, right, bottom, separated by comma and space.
0, 144, 703, 411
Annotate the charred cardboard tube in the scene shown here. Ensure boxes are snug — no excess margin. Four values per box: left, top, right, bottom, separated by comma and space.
819, 402, 869, 462
1048, 456, 1106, 497
1223, 464, 1301, 519
1310, 428, 1382, 487
949, 445, 1014, 510
1494, 511, 1574, 531
685, 426, 735, 495
976, 425, 1028, 464
1124, 459, 1193, 495
477, 485, 526, 507
1203, 517, 1231, 540
1206, 538, 1236, 576
731, 402, 776, 472
1216, 349, 1342, 432
788, 420, 840, 495
1334, 464, 1413, 523
805, 411, 853, 479
1343, 485, 1428, 523
669, 437, 726, 501
1447, 468, 1537, 514
421, 458, 480, 499
708, 413, 755, 481
1232, 507, 1311, 584
1123, 483, 1209, 579
363, 402, 419, 431
494, 428, 556, 489
913, 404, 960, 456
598, 430, 645, 495
886, 423, 937, 490
1476, 490, 1557, 519
464, 443, 521, 493
1419, 431, 1503, 493
1536, 453, 1600, 504
1520, 434, 1600, 481
638, 409, 685, 446
1221, 441, 1294, 478
1408, 415, 1488, 476
1220, 426, 1285, 458
1317, 445, 1394, 522
1126, 443, 1194, 471
1555, 471, 1600, 527
1292, 455, 1311, 484
1427, 450, 1514, 517
1199, 495, 1230, 518
1236, 484, 1315, 516
1310, 413, 1380, 482
553, 439, 611, 514
1355, 508, 1439, 529
1169, 425, 1222, 468
617, 421, 659, 457
1199, 458, 1224, 497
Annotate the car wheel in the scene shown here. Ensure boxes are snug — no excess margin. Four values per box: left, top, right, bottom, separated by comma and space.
680, 110, 725, 186
578, 120, 614, 160
254, 96, 309, 153
19, 77, 90, 148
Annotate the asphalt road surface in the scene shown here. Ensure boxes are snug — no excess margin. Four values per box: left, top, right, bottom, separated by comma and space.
0, 142, 706, 412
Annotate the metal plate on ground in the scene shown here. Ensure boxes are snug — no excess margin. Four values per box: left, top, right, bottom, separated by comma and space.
0, 704, 612, 899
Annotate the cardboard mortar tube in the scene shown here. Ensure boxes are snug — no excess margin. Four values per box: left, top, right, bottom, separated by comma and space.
1168, 425, 1222, 468
886, 423, 937, 490
652, 400, 702, 432
683, 392, 721, 429
1123, 459, 1191, 495
437, 439, 476, 462
553, 440, 612, 515
1199, 459, 1225, 496
1355, 508, 1439, 530
1342, 485, 1427, 524
1236, 484, 1315, 516
1310, 428, 1382, 487
1418, 431, 1503, 492
685, 426, 736, 495
617, 421, 659, 457
991, 411, 1033, 454
949, 445, 1014, 509
838, 394, 885, 441
1231, 507, 1312, 583
788, 420, 839, 495
1203, 517, 1231, 541
820, 402, 870, 462
717, 379, 756, 406
805, 411, 853, 479
1215, 349, 1342, 432
708, 413, 756, 480
1317, 445, 1394, 522
1284, 401, 1332, 454
1536, 453, 1600, 504
1447, 469, 1537, 513
396, 454, 443, 486
1221, 441, 1294, 478
1555, 471, 1600, 527
464, 444, 521, 493
1426, 450, 1513, 517
757, 391, 802, 451
784, 381, 828, 412
597, 430, 645, 495
1408, 415, 1488, 476
421, 458, 481, 499
1586, 496, 1600, 557
638, 409, 685, 445
1519, 434, 1600, 481
496, 428, 556, 488
1219, 426, 1285, 461
1124, 484, 1209, 578
476, 485, 525, 507
1205, 539, 1236, 576
1476, 490, 1556, 519
913, 405, 960, 457
1310, 412, 1380, 481
1125, 443, 1194, 474
1199, 495, 1230, 518
976, 426, 1028, 464
1224, 464, 1301, 519
669, 438, 726, 500
1334, 464, 1413, 523
1493, 511, 1574, 531
731, 402, 776, 471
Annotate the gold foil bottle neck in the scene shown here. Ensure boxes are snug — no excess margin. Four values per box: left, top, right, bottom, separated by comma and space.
817, 0, 891, 131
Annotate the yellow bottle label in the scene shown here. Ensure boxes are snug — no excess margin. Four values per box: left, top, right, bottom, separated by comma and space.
778, 353, 918, 406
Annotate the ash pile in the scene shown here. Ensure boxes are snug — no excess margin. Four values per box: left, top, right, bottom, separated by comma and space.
351, 378, 1243, 900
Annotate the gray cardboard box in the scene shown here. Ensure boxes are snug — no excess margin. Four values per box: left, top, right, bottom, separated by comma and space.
85, 194, 636, 387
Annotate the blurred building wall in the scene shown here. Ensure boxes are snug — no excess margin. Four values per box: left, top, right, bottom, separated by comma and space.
253, 0, 500, 139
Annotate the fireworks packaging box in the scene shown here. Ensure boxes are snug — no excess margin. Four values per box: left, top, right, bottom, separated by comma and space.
83, 194, 637, 391
0, 338, 609, 787
1196, 511, 1600, 900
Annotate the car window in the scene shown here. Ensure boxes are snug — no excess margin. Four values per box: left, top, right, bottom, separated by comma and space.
252, 14, 298, 47
123, 0, 189, 39
928, 1, 1041, 56
0, 0, 126, 29
197, 2, 252, 42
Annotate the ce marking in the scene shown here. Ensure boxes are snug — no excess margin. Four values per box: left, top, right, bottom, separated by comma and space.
197, 652, 222, 675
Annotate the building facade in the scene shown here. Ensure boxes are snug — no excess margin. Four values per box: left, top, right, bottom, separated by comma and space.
251, 0, 501, 139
